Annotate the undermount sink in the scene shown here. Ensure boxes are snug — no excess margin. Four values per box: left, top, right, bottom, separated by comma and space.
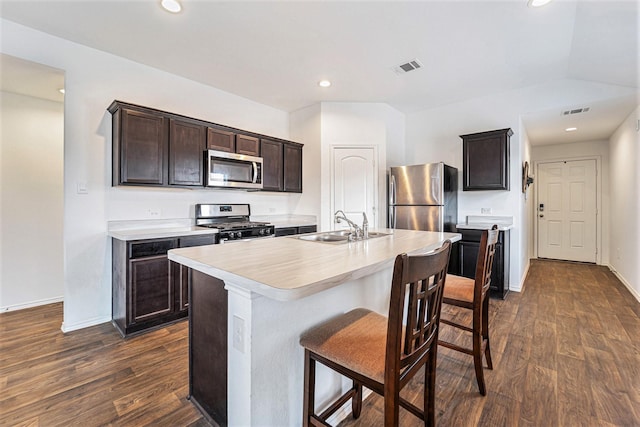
296, 230, 389, 244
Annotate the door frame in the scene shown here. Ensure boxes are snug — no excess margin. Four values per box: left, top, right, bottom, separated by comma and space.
533, 155, 602, 264
329, 145, 379, 229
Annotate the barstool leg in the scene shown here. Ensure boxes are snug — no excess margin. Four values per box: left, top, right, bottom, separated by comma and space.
352, 381, 363, 419
303, 349, 316, 427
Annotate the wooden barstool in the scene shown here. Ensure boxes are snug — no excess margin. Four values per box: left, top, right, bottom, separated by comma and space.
438, 225, 499, 396
299, 240, 452, 427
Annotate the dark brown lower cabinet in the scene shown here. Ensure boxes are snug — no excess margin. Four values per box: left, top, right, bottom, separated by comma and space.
455, 228, 510, 299
274, 225, 317, 237
112, 234, 216, 337
189, 270, 228, 427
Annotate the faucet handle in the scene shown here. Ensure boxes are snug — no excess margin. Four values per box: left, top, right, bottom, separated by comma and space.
362, 212, 368, 225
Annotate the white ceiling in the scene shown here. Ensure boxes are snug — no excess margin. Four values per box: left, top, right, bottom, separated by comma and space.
1, 0, 637, 146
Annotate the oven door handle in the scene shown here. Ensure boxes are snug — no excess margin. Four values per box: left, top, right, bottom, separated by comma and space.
252, 162, 258, 184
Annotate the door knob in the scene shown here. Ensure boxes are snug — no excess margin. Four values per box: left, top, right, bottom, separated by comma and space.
539, 214, 544, 218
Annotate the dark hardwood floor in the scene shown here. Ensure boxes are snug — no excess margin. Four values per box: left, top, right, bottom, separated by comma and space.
1, 259, 638, 426
339, 259, 640, 426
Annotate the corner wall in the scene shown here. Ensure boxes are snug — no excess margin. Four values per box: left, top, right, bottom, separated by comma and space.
1, 19, 295, 330
0, 91, 64, 310
608, 107, 639, 300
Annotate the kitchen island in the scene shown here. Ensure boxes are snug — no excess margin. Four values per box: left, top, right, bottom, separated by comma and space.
168, 228, 460, 426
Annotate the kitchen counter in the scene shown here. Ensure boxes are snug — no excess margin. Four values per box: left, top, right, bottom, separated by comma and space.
107, 219, 218, 241
168, 229, 460, 301
251, 214, 317, 229
168, 229, 459, 426
456, 215, 514, 231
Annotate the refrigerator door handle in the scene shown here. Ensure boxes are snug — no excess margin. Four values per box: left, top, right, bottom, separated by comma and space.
389, 174, 396, 205
389, 206, 395, 229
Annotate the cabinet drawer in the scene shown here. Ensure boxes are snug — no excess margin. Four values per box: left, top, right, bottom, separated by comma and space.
130, 239, 177, 258
275, 227, 298, 237
298, 225, 317, 235
179, 235, 217, 247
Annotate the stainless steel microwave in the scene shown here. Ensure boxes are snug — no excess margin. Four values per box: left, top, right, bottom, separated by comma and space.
206, 149, 263, 189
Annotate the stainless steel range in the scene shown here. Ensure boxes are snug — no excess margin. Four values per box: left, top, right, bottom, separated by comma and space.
195, 204, 275, 243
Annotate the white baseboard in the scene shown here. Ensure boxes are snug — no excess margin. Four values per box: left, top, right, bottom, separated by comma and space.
608, 265, 640, 303
326, 388, 373, 425
509, 259, 530, 293
61, 315, 112, 333
0, 296, 63, 313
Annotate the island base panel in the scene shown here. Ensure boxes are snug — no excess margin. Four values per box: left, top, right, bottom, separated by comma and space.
189, 269, 228, 426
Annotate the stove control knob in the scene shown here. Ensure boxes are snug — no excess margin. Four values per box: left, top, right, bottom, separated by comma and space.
265, 228, 272, 235
259, 228, 266, 236
228, 232, 236, 240
236, 231, 243, 239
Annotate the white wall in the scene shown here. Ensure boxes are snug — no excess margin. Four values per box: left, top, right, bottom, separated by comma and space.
531, 139, 611, 266
405, 78, 635, 290
520, 123, 534, 286
1, 19, 300, 331
608, 107, 639, 301
0, 91, 64, 310
318, 103, 404, 230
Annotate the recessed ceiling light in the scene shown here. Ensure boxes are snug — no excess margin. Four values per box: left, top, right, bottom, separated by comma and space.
318, 80, 331, 88
58, 88, 65, 94
565, 127, 577, 132
527, 0, 552, 7
161, 0, 182, 13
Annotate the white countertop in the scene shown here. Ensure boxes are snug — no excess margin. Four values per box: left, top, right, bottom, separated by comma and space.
168, 229, 460, 301
108, 226, 218, 241
251, 214, 317, 228
457, 215, 514, 231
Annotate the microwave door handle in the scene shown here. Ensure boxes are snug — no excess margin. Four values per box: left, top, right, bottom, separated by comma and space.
252, 162, 258, 184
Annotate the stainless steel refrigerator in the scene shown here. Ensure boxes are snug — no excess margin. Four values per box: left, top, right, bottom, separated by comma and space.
388, 162, 458, 232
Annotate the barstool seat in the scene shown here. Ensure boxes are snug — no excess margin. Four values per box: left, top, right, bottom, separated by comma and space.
300, 308, 387, 384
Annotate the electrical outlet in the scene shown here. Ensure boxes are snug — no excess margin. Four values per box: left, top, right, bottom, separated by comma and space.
147, 208, 161, 217
233, 315, 245, 353
481, 208, 492, 214
269, 207, 276, 213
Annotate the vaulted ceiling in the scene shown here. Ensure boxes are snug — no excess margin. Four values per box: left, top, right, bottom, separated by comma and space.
1, 0, 638, 145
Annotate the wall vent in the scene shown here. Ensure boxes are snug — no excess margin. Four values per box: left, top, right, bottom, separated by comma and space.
562, 107, 590, 115
393, 59, 423, 74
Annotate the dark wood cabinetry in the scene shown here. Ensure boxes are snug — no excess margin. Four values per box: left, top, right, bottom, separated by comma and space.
189, 270, 228, 426
455, 228, 510, 299
236, 134, 260, 156
261, 139, 303, 193
261, 138, 284, 191
207, 127, 236, 152
112, 233, 216, 337
284, 143, 303, 193
274, 225, 317, 237
461, 128, 512, 191
111, 106, 168, 186
169, 119, 206, 186
109, 100, 302, 192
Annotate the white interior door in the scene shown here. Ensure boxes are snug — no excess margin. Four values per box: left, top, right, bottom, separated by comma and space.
331, 147, 377, 230
537, 159, 597, 262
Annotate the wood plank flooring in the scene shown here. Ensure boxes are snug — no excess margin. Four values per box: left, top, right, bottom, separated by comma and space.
1, 259, 638, 426
0, 306, 209, 427
339, 259, 640, 426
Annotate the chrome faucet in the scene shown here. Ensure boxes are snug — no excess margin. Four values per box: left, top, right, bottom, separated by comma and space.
334, 210, 369, 240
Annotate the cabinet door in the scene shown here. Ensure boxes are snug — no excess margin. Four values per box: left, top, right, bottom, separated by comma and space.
461, 128, 511, 191
207, 128, 235, 152
120, 108, 167, 185
171, 261, 189, 313
283, 143, 303, 193
130, 255, 173, 323
261, 139, 284, 191
169, 119, 206, 186
236, 134, 260, 156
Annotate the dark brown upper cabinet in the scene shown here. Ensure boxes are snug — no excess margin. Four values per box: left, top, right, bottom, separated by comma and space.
283, 143, 302, 193
236, 134, 260, 157
169, 119, 206, 186
109, 100, 302, 192
110, 105, 168, 186
461, 128, 512, 191
207, 127, 235, 153
261, 138, 284, 191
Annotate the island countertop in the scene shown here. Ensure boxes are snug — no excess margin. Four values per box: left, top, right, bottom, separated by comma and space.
168, 229, 460, 301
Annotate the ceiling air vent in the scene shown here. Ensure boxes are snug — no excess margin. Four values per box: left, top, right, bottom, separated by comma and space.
393, 59, 423, 74
562, 107, 590, 115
